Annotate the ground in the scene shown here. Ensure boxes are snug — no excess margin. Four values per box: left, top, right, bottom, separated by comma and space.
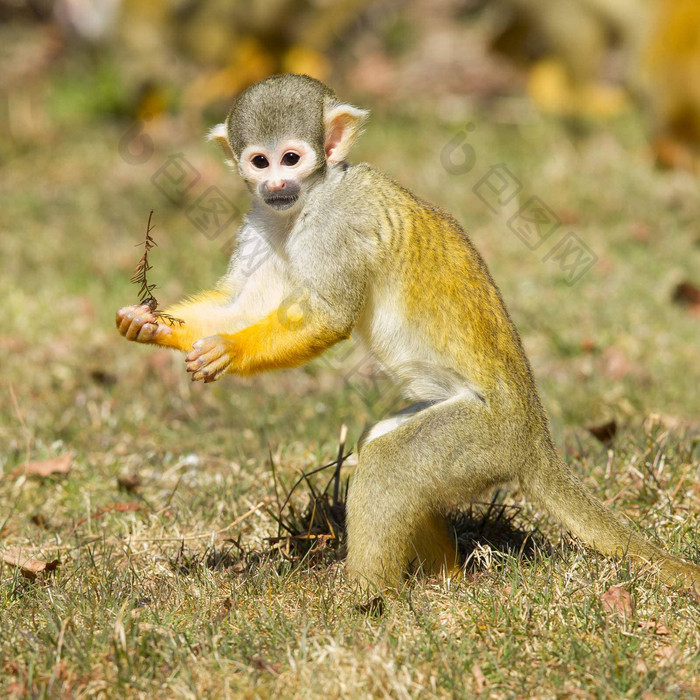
1, 69, 699, 698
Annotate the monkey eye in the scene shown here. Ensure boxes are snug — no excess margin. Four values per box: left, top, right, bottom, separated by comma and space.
251, 155, 269, 169
282, 152, 300, 166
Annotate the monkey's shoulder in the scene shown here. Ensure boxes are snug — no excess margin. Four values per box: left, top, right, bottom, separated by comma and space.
342, 163, 477, 248
344, 164, 464, 223
339, 162, 414, 202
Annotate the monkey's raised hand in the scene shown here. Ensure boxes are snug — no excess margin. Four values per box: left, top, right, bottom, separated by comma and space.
185, 335, 232, 383
116, 304, 175, 345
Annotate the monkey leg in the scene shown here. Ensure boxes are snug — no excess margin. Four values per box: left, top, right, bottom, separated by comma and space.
346, 464, 458, 591
347, 393, 700, 595
346, 396, 514, 591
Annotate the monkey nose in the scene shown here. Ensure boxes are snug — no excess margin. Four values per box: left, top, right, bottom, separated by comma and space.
265, 180, 286, 192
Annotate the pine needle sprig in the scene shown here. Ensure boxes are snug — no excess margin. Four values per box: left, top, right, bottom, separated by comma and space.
130, 211, 184, 327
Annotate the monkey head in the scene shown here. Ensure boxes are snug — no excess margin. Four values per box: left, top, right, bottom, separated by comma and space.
209, 74, 368, 212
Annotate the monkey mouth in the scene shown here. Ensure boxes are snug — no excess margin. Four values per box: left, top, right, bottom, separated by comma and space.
263, 194, 299, 210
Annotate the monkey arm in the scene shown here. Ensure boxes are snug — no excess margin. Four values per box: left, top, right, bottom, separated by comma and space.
185, 302, 353, 381
160, 290, 240, 350
116, 289, 240, 353
182, 223, 371, 380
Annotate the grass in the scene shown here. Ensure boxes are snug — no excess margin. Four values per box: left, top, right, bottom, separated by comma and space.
1, 56, 700, 698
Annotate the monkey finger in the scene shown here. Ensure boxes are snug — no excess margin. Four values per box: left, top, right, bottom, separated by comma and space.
202, 368, 223, 383
117, 315, 131, 336
197, 345, 228, 364
190, 354, 231, 382
135, 322, 159, 343
186, 336, 227, 363
126, 313, 158, 341
187, 353, 227, 377
185, 348, 213, 370
124, 315, 149, 341
190, 335, 222, 353
124, 321, 141, 341
118, 306, 155, 338
185, 349, 202, 364
116, 304, 153, 326
190, 367, 219, 382
120, 314, 141, 339
116, 308, 138, 335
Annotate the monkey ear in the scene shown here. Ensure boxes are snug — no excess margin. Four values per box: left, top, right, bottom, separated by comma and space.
208, 123, 235, 161
323, 104, 369, 164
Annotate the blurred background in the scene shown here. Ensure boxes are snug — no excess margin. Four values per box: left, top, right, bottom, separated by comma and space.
5, 0, 700, 162
3, 5, 700, 695
1, 0, 699, 456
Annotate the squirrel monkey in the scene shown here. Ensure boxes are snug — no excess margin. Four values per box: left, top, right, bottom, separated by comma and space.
116, 74, 700, 592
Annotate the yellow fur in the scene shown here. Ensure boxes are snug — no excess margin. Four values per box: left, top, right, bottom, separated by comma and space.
156, 290, 233, 352
211, 309, 349, 376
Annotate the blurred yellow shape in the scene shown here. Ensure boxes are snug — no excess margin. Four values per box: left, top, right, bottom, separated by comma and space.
186, 38, 275, 109
528, 59, 630, 118
282, 45, 329, 82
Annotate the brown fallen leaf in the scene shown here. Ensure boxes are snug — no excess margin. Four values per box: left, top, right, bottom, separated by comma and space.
30, 513, 49, 528
15, 454, 71, 478
3, 661, 20, 675
580, 337, 597, 353
0, 336, 27, 352
672, 281, 700, 307
1, 548, 60, 579
117, 474, 142, 492
357, 596, 385, 616
214, 597, 234, 624
248, 656, 280, 675
472, 662, 487, 693
634, 657, 648, 674
630, 222, 651, 243
654, 645, 678, 667
639, 619, 671, 636
587, 420, 617, 445
90, 369, 117, 386
601, 585, 634, 618
107, 502, 141, 513
70, 501, 142, 532
558, 209, 580, 225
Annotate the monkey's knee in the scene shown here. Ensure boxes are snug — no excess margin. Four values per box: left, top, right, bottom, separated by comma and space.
345, 457, 458, 592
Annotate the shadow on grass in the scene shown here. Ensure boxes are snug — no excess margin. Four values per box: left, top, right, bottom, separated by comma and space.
167, 437, 543, 580
450, 494, 542, 572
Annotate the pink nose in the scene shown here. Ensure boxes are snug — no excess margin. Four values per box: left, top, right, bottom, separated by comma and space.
266, 180, 286, 192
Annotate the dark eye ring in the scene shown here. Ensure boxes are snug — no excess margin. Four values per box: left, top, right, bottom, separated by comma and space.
252, 155, 269, 169
282, 152, 300, 166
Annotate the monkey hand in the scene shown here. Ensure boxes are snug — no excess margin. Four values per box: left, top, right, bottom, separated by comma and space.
185, 335, 234, 383
116, 304, 175, 345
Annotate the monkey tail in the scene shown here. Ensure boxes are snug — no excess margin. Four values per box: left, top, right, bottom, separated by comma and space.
522, 450, 700, 594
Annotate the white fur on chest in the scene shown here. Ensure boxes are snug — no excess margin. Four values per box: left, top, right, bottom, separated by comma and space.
224, 222, 290, 332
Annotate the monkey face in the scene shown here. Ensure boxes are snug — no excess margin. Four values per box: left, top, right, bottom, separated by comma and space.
239, 139, 318, 211
208, 75, 368, 214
